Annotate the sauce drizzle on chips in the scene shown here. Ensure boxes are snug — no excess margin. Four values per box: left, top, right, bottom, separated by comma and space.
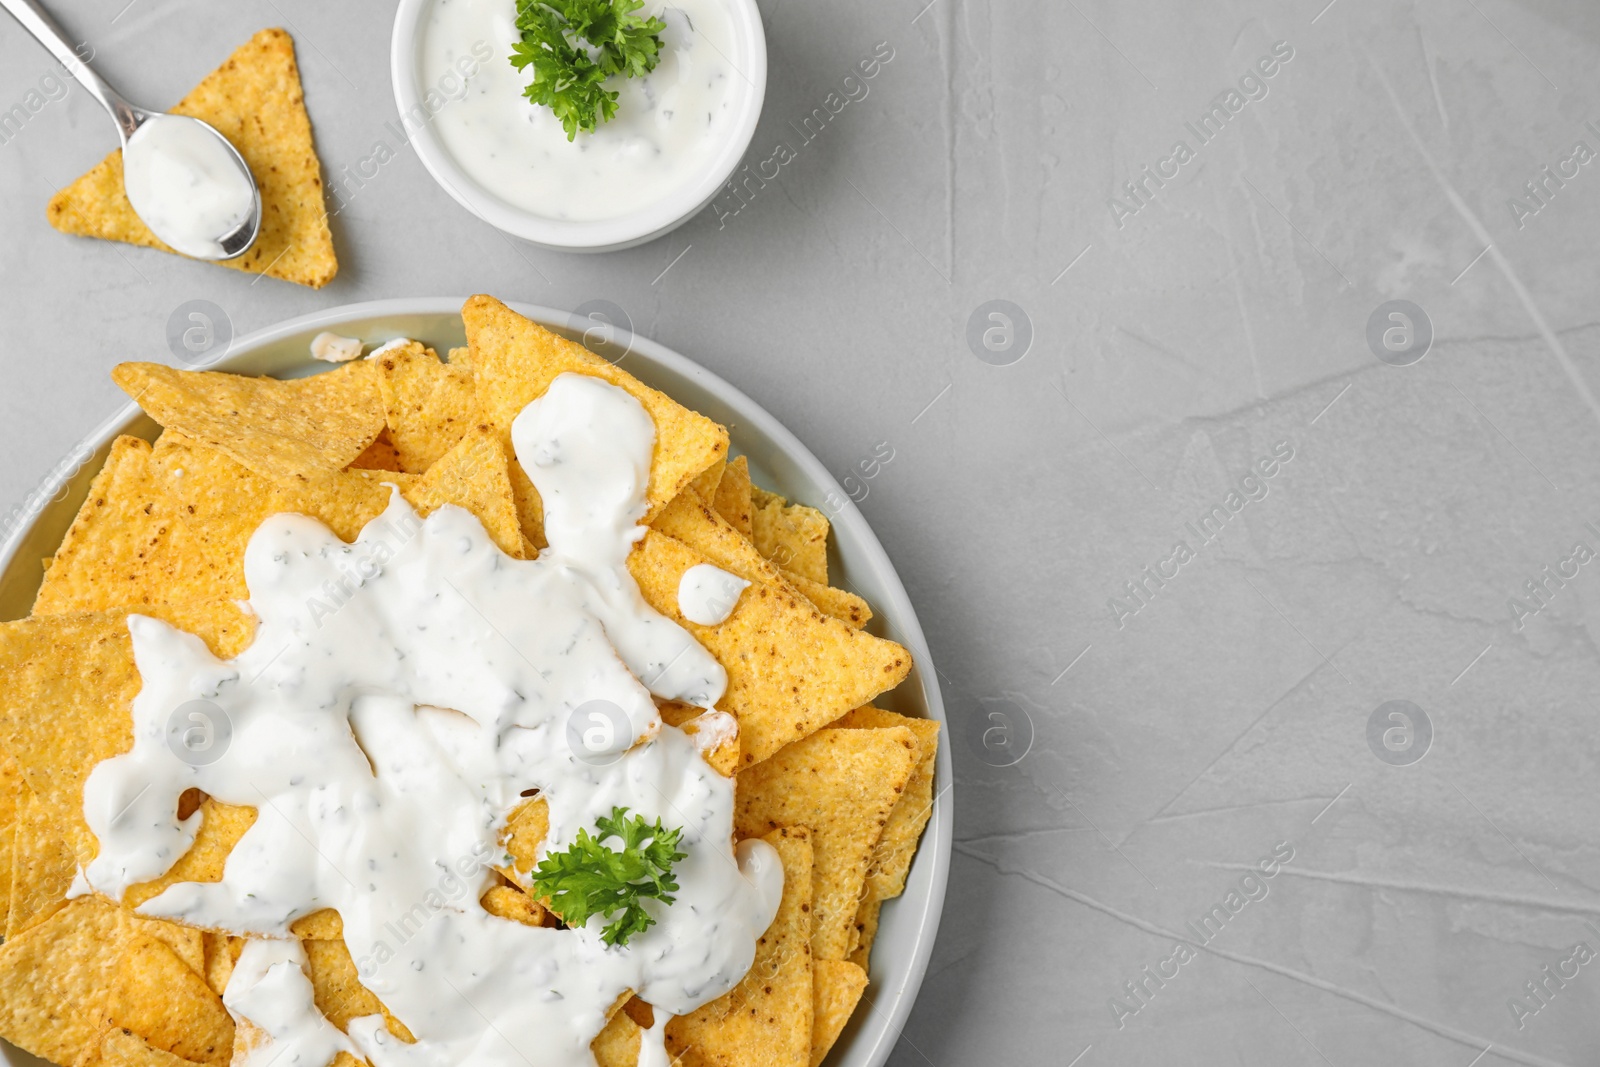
77, 374, 783, 1067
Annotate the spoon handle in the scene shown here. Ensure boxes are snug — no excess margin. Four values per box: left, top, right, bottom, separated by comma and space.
0, 0, 142, 137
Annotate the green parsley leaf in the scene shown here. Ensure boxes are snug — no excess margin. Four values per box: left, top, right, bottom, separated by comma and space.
509, 0, 668, 140
529, 806, 687, 946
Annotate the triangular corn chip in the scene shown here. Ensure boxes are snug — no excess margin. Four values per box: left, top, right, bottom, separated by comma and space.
784, 572, 871, 629
666, 827, 814, 1067
81, 1026, 214, 1067
0, 602, 254, 867
464, 295, 729, 543
712, 456, 754, 539
810, 959, 868, 1067
47, 29, 336, 288
0, 898, 232, 1066
834, 707, 939, 901
34, 436, 190, 615
628, 531, 910, 765
112, 361, 384, 480
847, 898, 880, 971
373, 343, 481, 473
735, 728, 915, 960
8, 782, 76, 938
750, 487, 830, 585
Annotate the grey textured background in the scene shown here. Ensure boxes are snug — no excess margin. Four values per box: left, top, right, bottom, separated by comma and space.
5, 0, 1600, 1064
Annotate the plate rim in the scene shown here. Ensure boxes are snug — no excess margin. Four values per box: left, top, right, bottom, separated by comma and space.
0, 296, 952, 1067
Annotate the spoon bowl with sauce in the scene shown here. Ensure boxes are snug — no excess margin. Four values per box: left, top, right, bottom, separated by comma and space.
1, 0, 262, 260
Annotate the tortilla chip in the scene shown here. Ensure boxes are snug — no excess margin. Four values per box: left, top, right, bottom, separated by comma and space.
846, 897, 880, 971
304, 937, 415, 1044
33, 437, 187, 616
691, 456, 727, 503
499, 796, 550, 886
47, 29, 337, 288
713, 456, 754, 539
628, 531, 911, 765
7, 783, 77, 938
201, 933, 244, 998
374, 343, 481, 473
834, 708, 939, 901
289, 909, 344, 941
81, 1026, 214, 1067
735, 728, 915, 960
666, 827, 813, 1067
784, 573, 871, 629
123, 799, 258, 911
481, 884, 548, 928
0, 749, 23, 929
750, 487, 830, 585
650, 489, 786, 588
662, 704, 740, 777
42, 427, 523, 614
113, 361, 383, 480
591, 1008, 641, 1067
126, 913, 207, 982
407, 427, 528, 559
810, 960, 868, 1067
464, 295, 729, 542
0, 602, 254, 869
0, 897, 232, 1067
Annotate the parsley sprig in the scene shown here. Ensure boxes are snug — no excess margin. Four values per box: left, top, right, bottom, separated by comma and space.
529, 806, 686, 946
509, 0, 668, 140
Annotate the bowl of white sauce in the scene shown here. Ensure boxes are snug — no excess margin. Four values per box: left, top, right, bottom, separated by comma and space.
392, 0, 766, 252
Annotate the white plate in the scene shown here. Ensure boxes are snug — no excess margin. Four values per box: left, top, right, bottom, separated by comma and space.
0, 299, 951, 1067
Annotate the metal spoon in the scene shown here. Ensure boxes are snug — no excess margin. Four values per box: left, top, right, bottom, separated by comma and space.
1, 0, 262, 259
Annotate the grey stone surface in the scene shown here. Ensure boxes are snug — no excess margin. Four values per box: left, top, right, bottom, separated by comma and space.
5, 0, 1600, 1064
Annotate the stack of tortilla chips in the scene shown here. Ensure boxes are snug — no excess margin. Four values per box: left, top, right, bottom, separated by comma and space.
0, 296, 939, 1067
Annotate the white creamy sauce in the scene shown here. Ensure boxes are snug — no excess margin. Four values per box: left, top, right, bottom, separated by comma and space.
676, 563, 748, 626
121, 114, 255, 259
309, 332, 365, 362
421, 0, 745, 222
82, 373, 784, 1067
367, 338, 415, 359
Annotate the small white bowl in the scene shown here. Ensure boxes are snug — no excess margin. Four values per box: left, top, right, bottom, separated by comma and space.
390, 0, 767, 253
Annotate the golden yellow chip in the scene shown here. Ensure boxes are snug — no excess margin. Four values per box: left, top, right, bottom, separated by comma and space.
305, 937, 415, 1044
591, 1008, 641, 1067
481, 884, 549, 928
200, 933, 243, 998
374, 343, 481, 473
113, 361, 384, 481
464, 295, 729, 542
0, 602, 254, 869
666, 826, 814, 1067
499, 795, 551, 886
650, 488, 787, 587
750, 486, 830, 585
660, 702, 740, 777
847, 897, 880, 971
123, 799, 258, 912
735, 727, 915, 961
47, 29, 337, 288
784, 572, 871, 629
713, 455, 755, 539
7, 783, 76, 939
0, 749, 23, 931
81, 1026, 213, 1067
834, 707, 940, 901
811, 959, 868, 1067
0, 898, 232, 1066
629, 531, 910, 765
33, 436, 183, 615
